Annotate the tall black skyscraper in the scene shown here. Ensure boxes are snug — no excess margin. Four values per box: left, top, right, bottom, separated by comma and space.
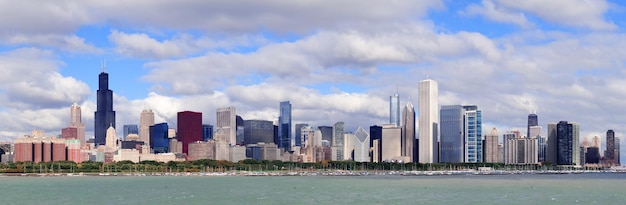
94, 71, 116, 146
527, 113, 538, 137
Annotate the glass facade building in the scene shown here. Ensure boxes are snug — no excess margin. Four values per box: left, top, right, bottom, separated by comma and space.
150, 123, 169, 153
278, 101, 292, 151
94, 72, 116, 146
122, 124, 138, 140
390, 93, 400, 127
295, 123, 308, 147
556, 121, 580, 165
439, 105, 482, 163
243, 120, 274, 145
202, 124, 213, 141
333, 122, 345, 161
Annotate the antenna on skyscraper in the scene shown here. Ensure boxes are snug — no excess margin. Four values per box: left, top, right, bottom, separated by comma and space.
100, 57, 107, 73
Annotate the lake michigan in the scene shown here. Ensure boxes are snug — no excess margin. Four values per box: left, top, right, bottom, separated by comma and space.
1, 173, 625, 204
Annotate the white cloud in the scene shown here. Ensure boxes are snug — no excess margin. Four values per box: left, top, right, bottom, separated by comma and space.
3, 34, 101, 54
461, 0, 534, 28
493, 0, 616, 30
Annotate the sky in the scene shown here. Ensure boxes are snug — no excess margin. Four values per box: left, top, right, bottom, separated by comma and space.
1, 0, 625, 161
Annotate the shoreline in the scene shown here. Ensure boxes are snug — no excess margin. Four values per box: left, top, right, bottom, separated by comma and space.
2, 169, 625, 177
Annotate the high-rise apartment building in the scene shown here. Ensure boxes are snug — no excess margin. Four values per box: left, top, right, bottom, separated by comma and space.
401, 102, 415, 162
390, 92, 400, 127
605, 130, 616, 164
139, 109, 155, 145
546, 122, 558, 164
484, 128, 498, 163
177, 111, 202, 155
278, 101, 292, 151
216, 107, 237, 145
95, 71, 116, 146
333, 121, 345, 161
418, 79, 438, 163
556, 121, 580, 166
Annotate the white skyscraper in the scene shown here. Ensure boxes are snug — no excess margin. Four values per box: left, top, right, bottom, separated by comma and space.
139, 109, 155, 144
217, 107, 237, 145
106, 125, 117, 150
419, 79, 439, 163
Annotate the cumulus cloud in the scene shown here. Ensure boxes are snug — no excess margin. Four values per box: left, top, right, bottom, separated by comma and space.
461, 0, 534, 28
3, 34, 101, 54
480, 0, 616, 30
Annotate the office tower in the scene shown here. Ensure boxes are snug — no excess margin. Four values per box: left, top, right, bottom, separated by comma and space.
529, 125, 541, 138
344, 133, 354, 160
440, 105, 464, 163
177, 111, 202, 154
381, 124, 402, 162
402, 102, 415, 162
123, 124, 139, 140
278, 101, 292, 151
94, 70, 116, 147
556, 121, 580, 166
369, 125, 382, 163
503, 131, 517, 164
216, 107, 237, 145
69, 103, 86, 145
440, 105, 482, 163
527, 113, 538, 138
106, 125, 117, 150
234, 115, 244, 145
419, 79, 438, 163
390, 92, 400, 127
243, 120, 274, 145
202, 124, 214, 141
319, 126, 333, 143
484, 128, 498, 163
546, 122, 558, 164
333, 121, 345, 161
150, 123, 169, 153
353, 127, 370, 162
168, 128, 176, 139
295, 123, 308, 147
615, 137, 620, 165
139, 109, 155, 145
592, 136, 601, 149
605, 130, 616, 164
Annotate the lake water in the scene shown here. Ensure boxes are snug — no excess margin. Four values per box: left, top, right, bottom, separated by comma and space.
1, 173, 625, 204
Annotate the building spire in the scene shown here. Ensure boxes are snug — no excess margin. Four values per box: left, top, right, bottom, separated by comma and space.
100, 57, 107, 73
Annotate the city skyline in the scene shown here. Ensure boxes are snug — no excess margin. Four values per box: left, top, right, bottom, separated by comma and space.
1, 1, 626, 163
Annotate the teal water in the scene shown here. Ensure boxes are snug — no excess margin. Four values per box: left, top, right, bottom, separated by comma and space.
1, 173, 625, 204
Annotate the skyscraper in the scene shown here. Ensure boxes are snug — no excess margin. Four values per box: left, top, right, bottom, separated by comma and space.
278, 101, 292, 151
546, 122, 558, 164
464, 105, 482, 163
369, 125, 382, 163
139, 109, 155, 145
401, 102, 415, 162
69, 103, 86, 146
216, 107, 236, 145
556, 121, 580, 166
333, 121, 345, 161
527, 113, 538, 138
484, 128, 498, 163
94, 70, 116, 147
177, 111, 202, 155
419, 79, 438, 163
439, 105, 464, 163
150, 123, 169, 153
122, 124, 138, 140
295, 123, 308, 147
202, 124, 213, 141
353, 127, 370, 162
605, 130, 616, 165
243, 120, 274, 145
390, 92, 400, 127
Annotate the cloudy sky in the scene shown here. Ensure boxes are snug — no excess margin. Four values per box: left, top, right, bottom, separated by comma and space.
1, 0, 625, 160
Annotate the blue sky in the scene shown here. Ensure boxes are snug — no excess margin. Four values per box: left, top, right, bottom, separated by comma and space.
1, 0, 626, 161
